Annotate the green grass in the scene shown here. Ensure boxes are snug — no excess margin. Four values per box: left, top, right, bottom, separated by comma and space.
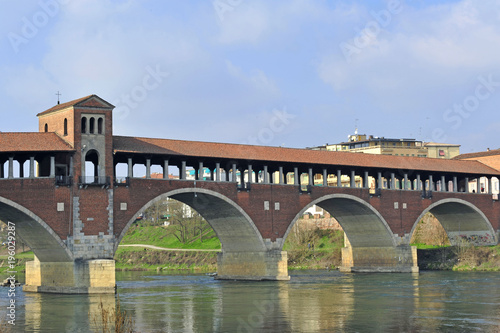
0, 251, 34, 273
114, 247, 217, 272
411, 243, 450, 250
121, 225, 221, 250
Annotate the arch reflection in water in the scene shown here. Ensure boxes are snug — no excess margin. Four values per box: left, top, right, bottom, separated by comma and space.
4, 270, 500, 332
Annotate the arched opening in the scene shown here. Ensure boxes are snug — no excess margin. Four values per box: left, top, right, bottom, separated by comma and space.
282, 194, 399, 271
97, 118, 103, 134
89, 117, 95, 134
81, 117, 87, 134
115, 188, 266, 255
410, 199, 497, 269
411, 199, 496, 247
84, 150, 99, 181
284, 194, 395, 249
44, 124, 48, 132
64, 118, 68, 136
0, 196, 72, 262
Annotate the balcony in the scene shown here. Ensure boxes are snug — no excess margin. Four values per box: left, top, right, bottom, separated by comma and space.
78, 176, 111, 187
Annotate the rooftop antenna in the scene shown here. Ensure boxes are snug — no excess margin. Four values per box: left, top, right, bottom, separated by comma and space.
354, 118, 359, 135
56, 91, 61, 105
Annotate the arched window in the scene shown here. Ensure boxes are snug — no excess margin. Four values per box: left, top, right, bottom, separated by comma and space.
81, 117, 87, 134
64, 118, 68, 136
98, 118, 103, 134
44, 124, 48, 132
89, 117, 95, 134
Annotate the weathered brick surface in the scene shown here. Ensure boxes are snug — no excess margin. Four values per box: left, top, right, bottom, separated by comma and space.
1, 178, 499, 252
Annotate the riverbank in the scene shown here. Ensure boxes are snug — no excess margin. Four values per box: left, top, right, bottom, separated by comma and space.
417, 244, 500, 271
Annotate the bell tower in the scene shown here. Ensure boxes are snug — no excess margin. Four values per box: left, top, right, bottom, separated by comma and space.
37, 95, 115, 185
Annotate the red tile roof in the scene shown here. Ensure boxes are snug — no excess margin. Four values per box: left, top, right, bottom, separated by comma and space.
0, 133, 74, 153
113, 136, 500, 176
36, 94, 114, 117
454, 149, 500, 160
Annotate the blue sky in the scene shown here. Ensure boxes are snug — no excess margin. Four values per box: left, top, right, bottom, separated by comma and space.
1, 0, 500, 154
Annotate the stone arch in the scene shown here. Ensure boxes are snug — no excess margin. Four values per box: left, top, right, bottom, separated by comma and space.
0, 196, 72, 262
281, 194, 396, 249
115, 188, 267, 254
411, 198, 497, 246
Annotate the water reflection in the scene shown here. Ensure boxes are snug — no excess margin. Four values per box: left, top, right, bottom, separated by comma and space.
1, 270, 500, 332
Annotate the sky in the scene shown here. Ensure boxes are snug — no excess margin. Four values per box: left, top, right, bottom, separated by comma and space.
1, 0, 500, 154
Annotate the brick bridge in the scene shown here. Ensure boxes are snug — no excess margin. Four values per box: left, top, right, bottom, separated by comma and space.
1, 95, 499, 294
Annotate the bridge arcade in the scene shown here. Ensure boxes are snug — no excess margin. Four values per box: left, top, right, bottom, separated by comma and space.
0, 95, 499, 294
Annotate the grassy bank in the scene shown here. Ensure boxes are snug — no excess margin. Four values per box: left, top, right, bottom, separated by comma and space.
121, 224, 221, 250
417, 244, 500, 271
0, 251, 34, 274
114, 246, 217, 272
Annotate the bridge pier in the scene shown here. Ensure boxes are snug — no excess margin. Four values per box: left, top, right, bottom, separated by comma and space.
340, 244, 419, 273
215, 250, 290, 281
23, 257, 116, 294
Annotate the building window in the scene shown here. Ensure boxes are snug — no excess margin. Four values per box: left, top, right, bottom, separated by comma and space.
81, 117, 87, 134
89, 117, 95, 134
44, 124, 48, 132
64, 118, 68, 136
439, 149, 445, 157
98, 118, 103, 134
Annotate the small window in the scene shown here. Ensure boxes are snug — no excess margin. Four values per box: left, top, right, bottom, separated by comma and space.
89, 117, 95, 134
44, 124, 48, 132
98, 118, 103, 134
64, 118, 68, 136
81, 117, 87, 134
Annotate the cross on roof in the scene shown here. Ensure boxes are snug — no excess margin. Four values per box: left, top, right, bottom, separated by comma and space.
56, 91, 62, 105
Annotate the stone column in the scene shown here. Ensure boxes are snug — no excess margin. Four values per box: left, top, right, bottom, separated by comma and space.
279, 166, 284, 185
309, 168, 313, 186
350, 170, 356, 188
163, 160, 169, 179
453, 176, 458, 193
441, 175, 446, 192
488, 177, 493, 194
215, 163, 221, 182
199, 162, 204, 181
404, 173, 409, 190
429, 175, 434, 191
50, 156, 55, 178
464, 177, 469, 193
29, 157, 35, 179
127, 158, 133, 178
416, 174, 421, 191
363, 171, 369, 188
248, 164, 253, 183
180, 161, 186, 180
263, 166, 269, 184
323, 169, 328, 187
390, 173, 396, 190
294, 167, 299, 186
232, 163, 237, 182
337, 170, 342, 187
377, 172, 382, 189
8, 157, 14, 179
146, 158, 151, 179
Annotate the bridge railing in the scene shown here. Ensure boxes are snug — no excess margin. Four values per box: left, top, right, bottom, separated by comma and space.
114, 177, 130, 186
55, 175, 73, 186
78, 176, 111, 186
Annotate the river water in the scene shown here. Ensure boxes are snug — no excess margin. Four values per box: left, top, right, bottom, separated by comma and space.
1, 270, 500, 332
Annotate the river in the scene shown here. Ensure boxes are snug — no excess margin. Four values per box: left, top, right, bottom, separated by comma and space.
1, 270, 500, 332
